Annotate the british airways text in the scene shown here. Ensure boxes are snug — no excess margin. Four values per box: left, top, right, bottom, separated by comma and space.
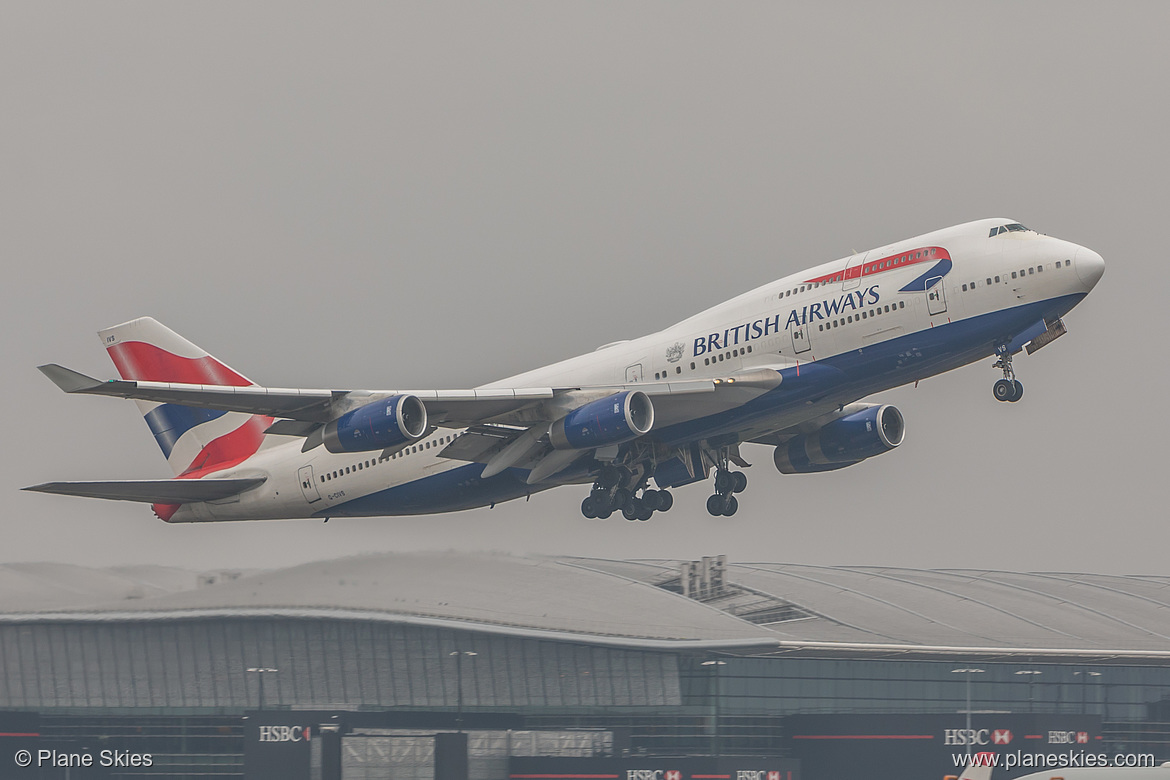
693, 286, 880, 357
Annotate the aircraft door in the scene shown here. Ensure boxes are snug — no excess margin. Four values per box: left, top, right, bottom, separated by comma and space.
625, 363, 644, 383
298, 465, 321, 504
842, 252, 868, 291
790, 323, 811, 354
926, 277, 948, 315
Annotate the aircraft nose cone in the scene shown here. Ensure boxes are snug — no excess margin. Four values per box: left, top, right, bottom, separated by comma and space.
1075, 247, 1105, 289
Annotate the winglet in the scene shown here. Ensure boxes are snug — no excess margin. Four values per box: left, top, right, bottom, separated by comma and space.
37, 364, 106, 394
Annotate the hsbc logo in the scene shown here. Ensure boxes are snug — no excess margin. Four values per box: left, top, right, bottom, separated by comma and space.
1049, 731, 1091, 744
737, 772, 782, 780
258, 725, 311, 743
992, 729, 1013, 745
665, 772, 682, 780
944, 729, 989, 746
1077, 732, 1089, 744
627, 771, 677, 780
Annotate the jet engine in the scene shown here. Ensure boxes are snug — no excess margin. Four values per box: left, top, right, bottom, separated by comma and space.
549, 391, 654, 450
323, 395, 428, 454
773, 404, 904, 474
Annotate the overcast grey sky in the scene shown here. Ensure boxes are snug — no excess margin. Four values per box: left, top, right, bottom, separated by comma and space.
3, 2, 1164, 575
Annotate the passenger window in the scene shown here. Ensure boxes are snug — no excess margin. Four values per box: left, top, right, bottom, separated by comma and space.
899, 301, 905, 309
1029, 267, 1034, 275
690, 362, 696, 369
847, 315, 853, 323
818, 324, 824, 331
675, 366, 681, 374
1065, 259, 1071, 266
747, 345, 752, 353
962, 284, 967, 292
995, 275, 1000, 282
1037, 265, 1042, 272
1012, 272, 1017, 279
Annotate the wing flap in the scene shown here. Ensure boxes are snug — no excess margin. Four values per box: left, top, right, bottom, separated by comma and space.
22, 478, 266, 504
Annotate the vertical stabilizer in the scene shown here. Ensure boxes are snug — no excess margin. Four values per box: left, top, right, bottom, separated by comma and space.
98, 317, 273, 478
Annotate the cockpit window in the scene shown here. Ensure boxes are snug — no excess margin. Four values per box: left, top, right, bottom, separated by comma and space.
990, 223, 1032, 237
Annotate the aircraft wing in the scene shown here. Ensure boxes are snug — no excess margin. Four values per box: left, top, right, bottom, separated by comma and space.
38, 364, 785, 430
23, 478, 266, 504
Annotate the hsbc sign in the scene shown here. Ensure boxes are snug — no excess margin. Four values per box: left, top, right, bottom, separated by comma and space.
257, 725, 311, 743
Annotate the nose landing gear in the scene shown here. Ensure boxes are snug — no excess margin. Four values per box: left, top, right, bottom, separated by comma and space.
992, 353, 1024, 402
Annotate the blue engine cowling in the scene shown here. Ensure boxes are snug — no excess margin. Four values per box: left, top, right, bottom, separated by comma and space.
323, 395, 428, 454
773, 404, 904, 474
549, 391, 654, 450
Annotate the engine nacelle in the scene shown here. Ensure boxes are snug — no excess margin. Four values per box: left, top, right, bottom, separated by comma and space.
774, 404, 904, 474
323, 395, 427, 454
549, 391, 654, 450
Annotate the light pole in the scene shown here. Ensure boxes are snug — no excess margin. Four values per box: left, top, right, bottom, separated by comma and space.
1073, 671, 1102, 715
951, 668, 985, 762
701, 660, 727, 756
246, 667, 279, 711
449, 651, 478, 731
1015, 670, 1042, 713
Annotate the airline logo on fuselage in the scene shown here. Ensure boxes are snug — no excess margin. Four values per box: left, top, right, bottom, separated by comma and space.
692, 286, 880, 357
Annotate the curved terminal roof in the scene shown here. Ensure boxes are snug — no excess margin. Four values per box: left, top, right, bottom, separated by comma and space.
1, 555, 1168, 661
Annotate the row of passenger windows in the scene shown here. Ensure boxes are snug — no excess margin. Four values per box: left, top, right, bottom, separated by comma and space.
318, 434, 459, 483
959, 259, 1071, 292
862, 248, 937, 275
781, 248, 939, 293
816, 300, 905, 331
652, 345, 757, 380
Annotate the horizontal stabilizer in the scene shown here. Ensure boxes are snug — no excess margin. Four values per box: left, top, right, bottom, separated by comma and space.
38, 364, 105, 393
22, 478, 266, 504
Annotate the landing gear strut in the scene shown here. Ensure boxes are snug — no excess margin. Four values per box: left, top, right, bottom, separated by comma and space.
992, 352, 1024, 403
707, 450, 748, 517
581, 465, 673, 521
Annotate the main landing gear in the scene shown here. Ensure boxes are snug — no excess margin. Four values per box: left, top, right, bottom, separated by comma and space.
580, 465, 674, 522
706, 466, 747, 517
992, 352, 1024, 403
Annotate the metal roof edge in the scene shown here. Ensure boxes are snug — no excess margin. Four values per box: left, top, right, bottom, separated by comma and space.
0, 607, 781, 652
770, 639, 1170, 661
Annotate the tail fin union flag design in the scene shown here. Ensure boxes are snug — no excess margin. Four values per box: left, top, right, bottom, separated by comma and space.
100, 319, 273, 520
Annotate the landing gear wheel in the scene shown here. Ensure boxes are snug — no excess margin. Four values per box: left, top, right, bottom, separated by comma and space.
642, 489, 662, 511
1009, 379, 1024, 402
612, 488, 631, 508
636, 504, 654, 522
714, 470, 734, 494
706, 494, 725, 516
596, 507, 613, 520
581, 496, 599, 519
722, 495, 739, 516
656, 490, 674, 512
731, 471, 748, 493
622, 500, 642, 521
993, 379, 1015, 402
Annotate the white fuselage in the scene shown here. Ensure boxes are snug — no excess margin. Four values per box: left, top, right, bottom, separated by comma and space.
172, 218, 1103, 521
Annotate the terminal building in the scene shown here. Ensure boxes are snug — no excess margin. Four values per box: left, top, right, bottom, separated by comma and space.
1, 553, 1168, 779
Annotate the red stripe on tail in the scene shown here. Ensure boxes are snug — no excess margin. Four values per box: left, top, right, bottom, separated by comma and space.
107, 341, 251, 386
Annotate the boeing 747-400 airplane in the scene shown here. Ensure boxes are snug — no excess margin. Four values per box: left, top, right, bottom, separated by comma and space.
26, 218, 1104, 522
